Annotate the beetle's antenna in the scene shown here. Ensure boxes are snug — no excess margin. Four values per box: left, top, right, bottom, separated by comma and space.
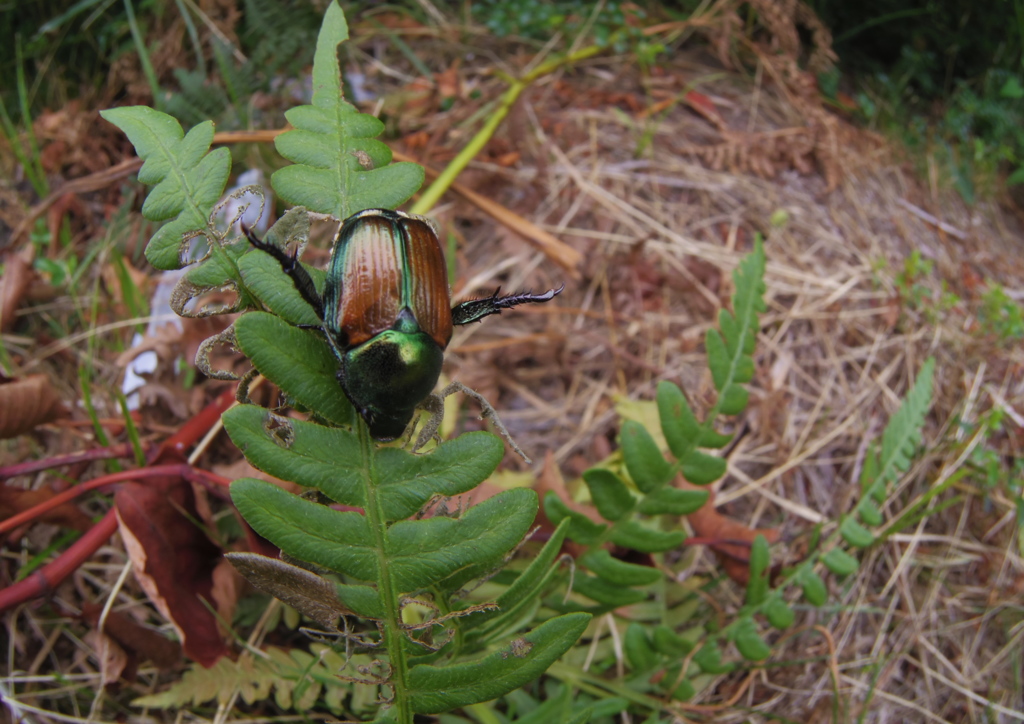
450, 284, 564, 326
242, 223, 326, 321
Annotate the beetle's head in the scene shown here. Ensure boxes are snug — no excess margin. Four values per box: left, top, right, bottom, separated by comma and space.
340, 324, 445, 441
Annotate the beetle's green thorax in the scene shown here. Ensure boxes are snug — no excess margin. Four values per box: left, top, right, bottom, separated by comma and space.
339, 309, 445, 440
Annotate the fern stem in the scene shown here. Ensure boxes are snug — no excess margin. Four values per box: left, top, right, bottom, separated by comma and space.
357, 419, 413, 723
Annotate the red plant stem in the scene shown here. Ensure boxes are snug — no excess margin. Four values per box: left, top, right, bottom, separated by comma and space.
148, 388, 235, 464
0, 465, 231, 537
0, 443, 138, 480
0, 389, 234, 481
0, 510, 119, 612
0, 390, 237, 614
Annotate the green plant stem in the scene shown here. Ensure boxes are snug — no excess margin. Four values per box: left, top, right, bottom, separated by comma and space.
173, 0, 207, 76
79, 367, 121, 474
8, 36, 48, 197
410, 43, 603, 215
117, 391, 147, 468
358, 419, 412, 723
123, 0, 163, 110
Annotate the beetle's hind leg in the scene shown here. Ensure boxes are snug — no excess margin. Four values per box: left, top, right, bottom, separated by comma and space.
451, 284, 564, 326
242, 223, 326, 321
411, 381, 532, 463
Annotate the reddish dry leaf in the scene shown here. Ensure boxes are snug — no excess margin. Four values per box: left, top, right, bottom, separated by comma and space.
961, 262, 984, 296
684, 90, 726, 129
46, 193, 88, 254
100, 255, 149, 310
0, 245, 35, 332
882, 295, 901, 330
83, 629, 130, 686
115, 477, 232, 667
403, 130, 430, 150
535, 451, 607, 527
81, 601, 182, 671
639, 90, 723, 125
0, 374, 68, 439
435, 59, 461, 100
360, 11, 425, 30
0, 482, 93, 536
493, 151, 522, 167
683, 483, 780, 586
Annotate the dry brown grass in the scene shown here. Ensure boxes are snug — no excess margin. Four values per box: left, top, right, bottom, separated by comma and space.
3, 3, 1024, 723
379, 13, 1024, 722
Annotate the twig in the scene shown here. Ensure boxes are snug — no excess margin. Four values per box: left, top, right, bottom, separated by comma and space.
896, 198, 967, 240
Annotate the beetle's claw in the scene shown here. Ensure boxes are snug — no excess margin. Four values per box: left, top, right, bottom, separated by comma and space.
411, 394, 445, 453
488, 284, 564, 308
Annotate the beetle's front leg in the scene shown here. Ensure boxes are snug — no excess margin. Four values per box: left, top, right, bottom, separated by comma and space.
411, 394, 445, 454
242, 223, 326, 321
451, 284, 564, 326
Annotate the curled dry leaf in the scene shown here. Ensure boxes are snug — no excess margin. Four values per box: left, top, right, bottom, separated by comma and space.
226, 552, 346, 631
0, 374, 68, 439
0, 245, 35, 332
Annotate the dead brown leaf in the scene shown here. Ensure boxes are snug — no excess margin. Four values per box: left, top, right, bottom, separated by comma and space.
0, 245, 36, 332
83, 629, 130, 687
115, 476, 232, 667
0, 374, 68, 439
0, 481, 93, 536
46, 193, 88, 254
435, 59, 461, 100
81, 601, 182, 674
0, 483, 92, 540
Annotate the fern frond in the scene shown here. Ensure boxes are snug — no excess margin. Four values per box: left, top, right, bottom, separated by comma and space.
100, 106, 231, 270
877, 357, 935, 487
132, 645, 350, 714
270, 2, 423, 218
706, 236, 767, 415
242, 0, 320, 78
842, 357, 935, 548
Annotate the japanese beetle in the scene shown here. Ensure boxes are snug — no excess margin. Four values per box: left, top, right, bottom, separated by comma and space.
244, 208, 562, 441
